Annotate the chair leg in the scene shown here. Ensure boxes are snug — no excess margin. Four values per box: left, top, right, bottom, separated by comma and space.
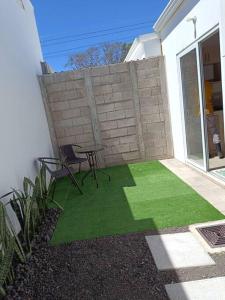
64, 165, 83, 194
79, 162, 81, 173
69, 174, 83, 194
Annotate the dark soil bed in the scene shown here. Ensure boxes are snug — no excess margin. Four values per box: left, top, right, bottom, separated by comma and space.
5, 210, 170, 300
5, 213, 225, 300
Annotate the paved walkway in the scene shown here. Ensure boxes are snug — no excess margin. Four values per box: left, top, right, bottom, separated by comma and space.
160, 159, 225, 215
146, 159, 225, 299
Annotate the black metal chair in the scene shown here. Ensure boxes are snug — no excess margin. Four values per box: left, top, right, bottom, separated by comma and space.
60, 144, 87, 173
38, 157, 83, 198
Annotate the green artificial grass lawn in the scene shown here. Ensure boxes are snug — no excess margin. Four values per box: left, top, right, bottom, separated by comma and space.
51, 161, 224, 245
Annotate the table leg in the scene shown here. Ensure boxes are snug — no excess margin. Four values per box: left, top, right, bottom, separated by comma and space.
81, 151, 110, 188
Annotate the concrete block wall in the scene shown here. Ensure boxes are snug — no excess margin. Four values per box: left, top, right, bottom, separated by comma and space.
40, 57, 173, 167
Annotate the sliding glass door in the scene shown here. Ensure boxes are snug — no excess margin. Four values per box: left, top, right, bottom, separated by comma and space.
180, 47, 206, 169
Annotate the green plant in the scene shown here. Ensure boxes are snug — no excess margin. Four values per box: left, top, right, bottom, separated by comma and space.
10, 190, 34, 254
0, 164, 62, 296
0, 203, 25, 297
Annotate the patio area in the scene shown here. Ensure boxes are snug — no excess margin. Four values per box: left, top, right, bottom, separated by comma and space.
52, 160, 224, 245
11, 159, 225, 300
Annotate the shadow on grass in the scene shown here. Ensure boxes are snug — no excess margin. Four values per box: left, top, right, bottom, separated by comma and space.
51, 161, 223, 245
51, 163, 157, 244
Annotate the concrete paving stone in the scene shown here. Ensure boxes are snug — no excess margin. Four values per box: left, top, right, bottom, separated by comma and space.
165, 276, 225, 300
145, 232, 215, 271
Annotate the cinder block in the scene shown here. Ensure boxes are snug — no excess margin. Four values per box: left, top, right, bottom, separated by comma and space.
119, 72, 131, 83
103, 92, 121, 103
104, 154, 124, 165
64, 70, 84, 81
130, 143, 139, 151
93, 85, 113, 96
122, 151, 139, 161
55, 127, 65, 138
140, 95, 160, 106
65, 126, 83, 137
48, 91, 63, 103
58, 136, 76, 146
108, 127, 127, 138
125, 109, 135, 118
98, 113, 107, 122
95, 95, 106, 104
105, 91, 132, 103
117, 118, 136, 128
50, 101, 70, 112
93, 74, 121, 86
107, 110, 126, 121
76, 133, 93, 143
66, 79, 85, 90
80, 107, 90, 116
112, 143, 130, 154
62, 108, 81, 119
119, 135, 137, 144
52, 111, 62, 121
47, 82, 66, 93
112, 82, 131, 93
148, 146, 164, 157
140, 105, 159, 115
109, 63, 129, 73
142, 135, 155, 146
42, 75, 54, 85
153, 137, 167, 147
69, 98, 88, 108
73, 117, 90, 126
57, 118, 73, 128
97, 103, 114, 114
138, 78, 159, 89
102, 137, 120, 146
142, 114, 161, 124
90, 65, 110, 76
100, 120, 118, 131
114, 100, 133, 111
83, 124, 93, 133
63, 90, 77, 100
127, 126, 136, 135
159, 113, 165, 121
151, 87, 161, 96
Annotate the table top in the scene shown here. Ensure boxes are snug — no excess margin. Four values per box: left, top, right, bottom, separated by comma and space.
75, 144, 104, 154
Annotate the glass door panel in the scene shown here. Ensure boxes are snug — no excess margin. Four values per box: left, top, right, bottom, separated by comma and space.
180, 48, 205, 168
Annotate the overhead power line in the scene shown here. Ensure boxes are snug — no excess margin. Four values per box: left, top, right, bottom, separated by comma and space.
42, 24, 153, 48
41, 20, 154, 44
44, 35, 137, 59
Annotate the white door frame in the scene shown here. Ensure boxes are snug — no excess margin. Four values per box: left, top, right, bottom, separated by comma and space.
177, 43, 207, 171
177, 25, 222, 172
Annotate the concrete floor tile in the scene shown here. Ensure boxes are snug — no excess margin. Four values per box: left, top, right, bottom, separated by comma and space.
145, 232, 215, 270
165, 276, 225, 300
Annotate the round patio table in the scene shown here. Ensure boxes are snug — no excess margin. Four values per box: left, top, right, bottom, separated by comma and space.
75, 144, 110, 188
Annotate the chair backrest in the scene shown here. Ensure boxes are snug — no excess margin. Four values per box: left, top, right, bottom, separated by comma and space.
38, 157, 60, 176
60, 144, 77, 162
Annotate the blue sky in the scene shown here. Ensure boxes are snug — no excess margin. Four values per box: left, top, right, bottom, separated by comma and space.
32, 0, 169, 71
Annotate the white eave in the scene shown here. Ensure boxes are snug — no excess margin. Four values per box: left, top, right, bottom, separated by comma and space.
125, 37, 140, 61
153, 0, 184, 33
125, 33, 158, 61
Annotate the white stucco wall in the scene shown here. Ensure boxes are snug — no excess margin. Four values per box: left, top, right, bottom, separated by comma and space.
125, 33, 161, 61
0, 0, 53, 195
143, 38, 162, 58
125, 42, 146, 61
159, 0, 222, 162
